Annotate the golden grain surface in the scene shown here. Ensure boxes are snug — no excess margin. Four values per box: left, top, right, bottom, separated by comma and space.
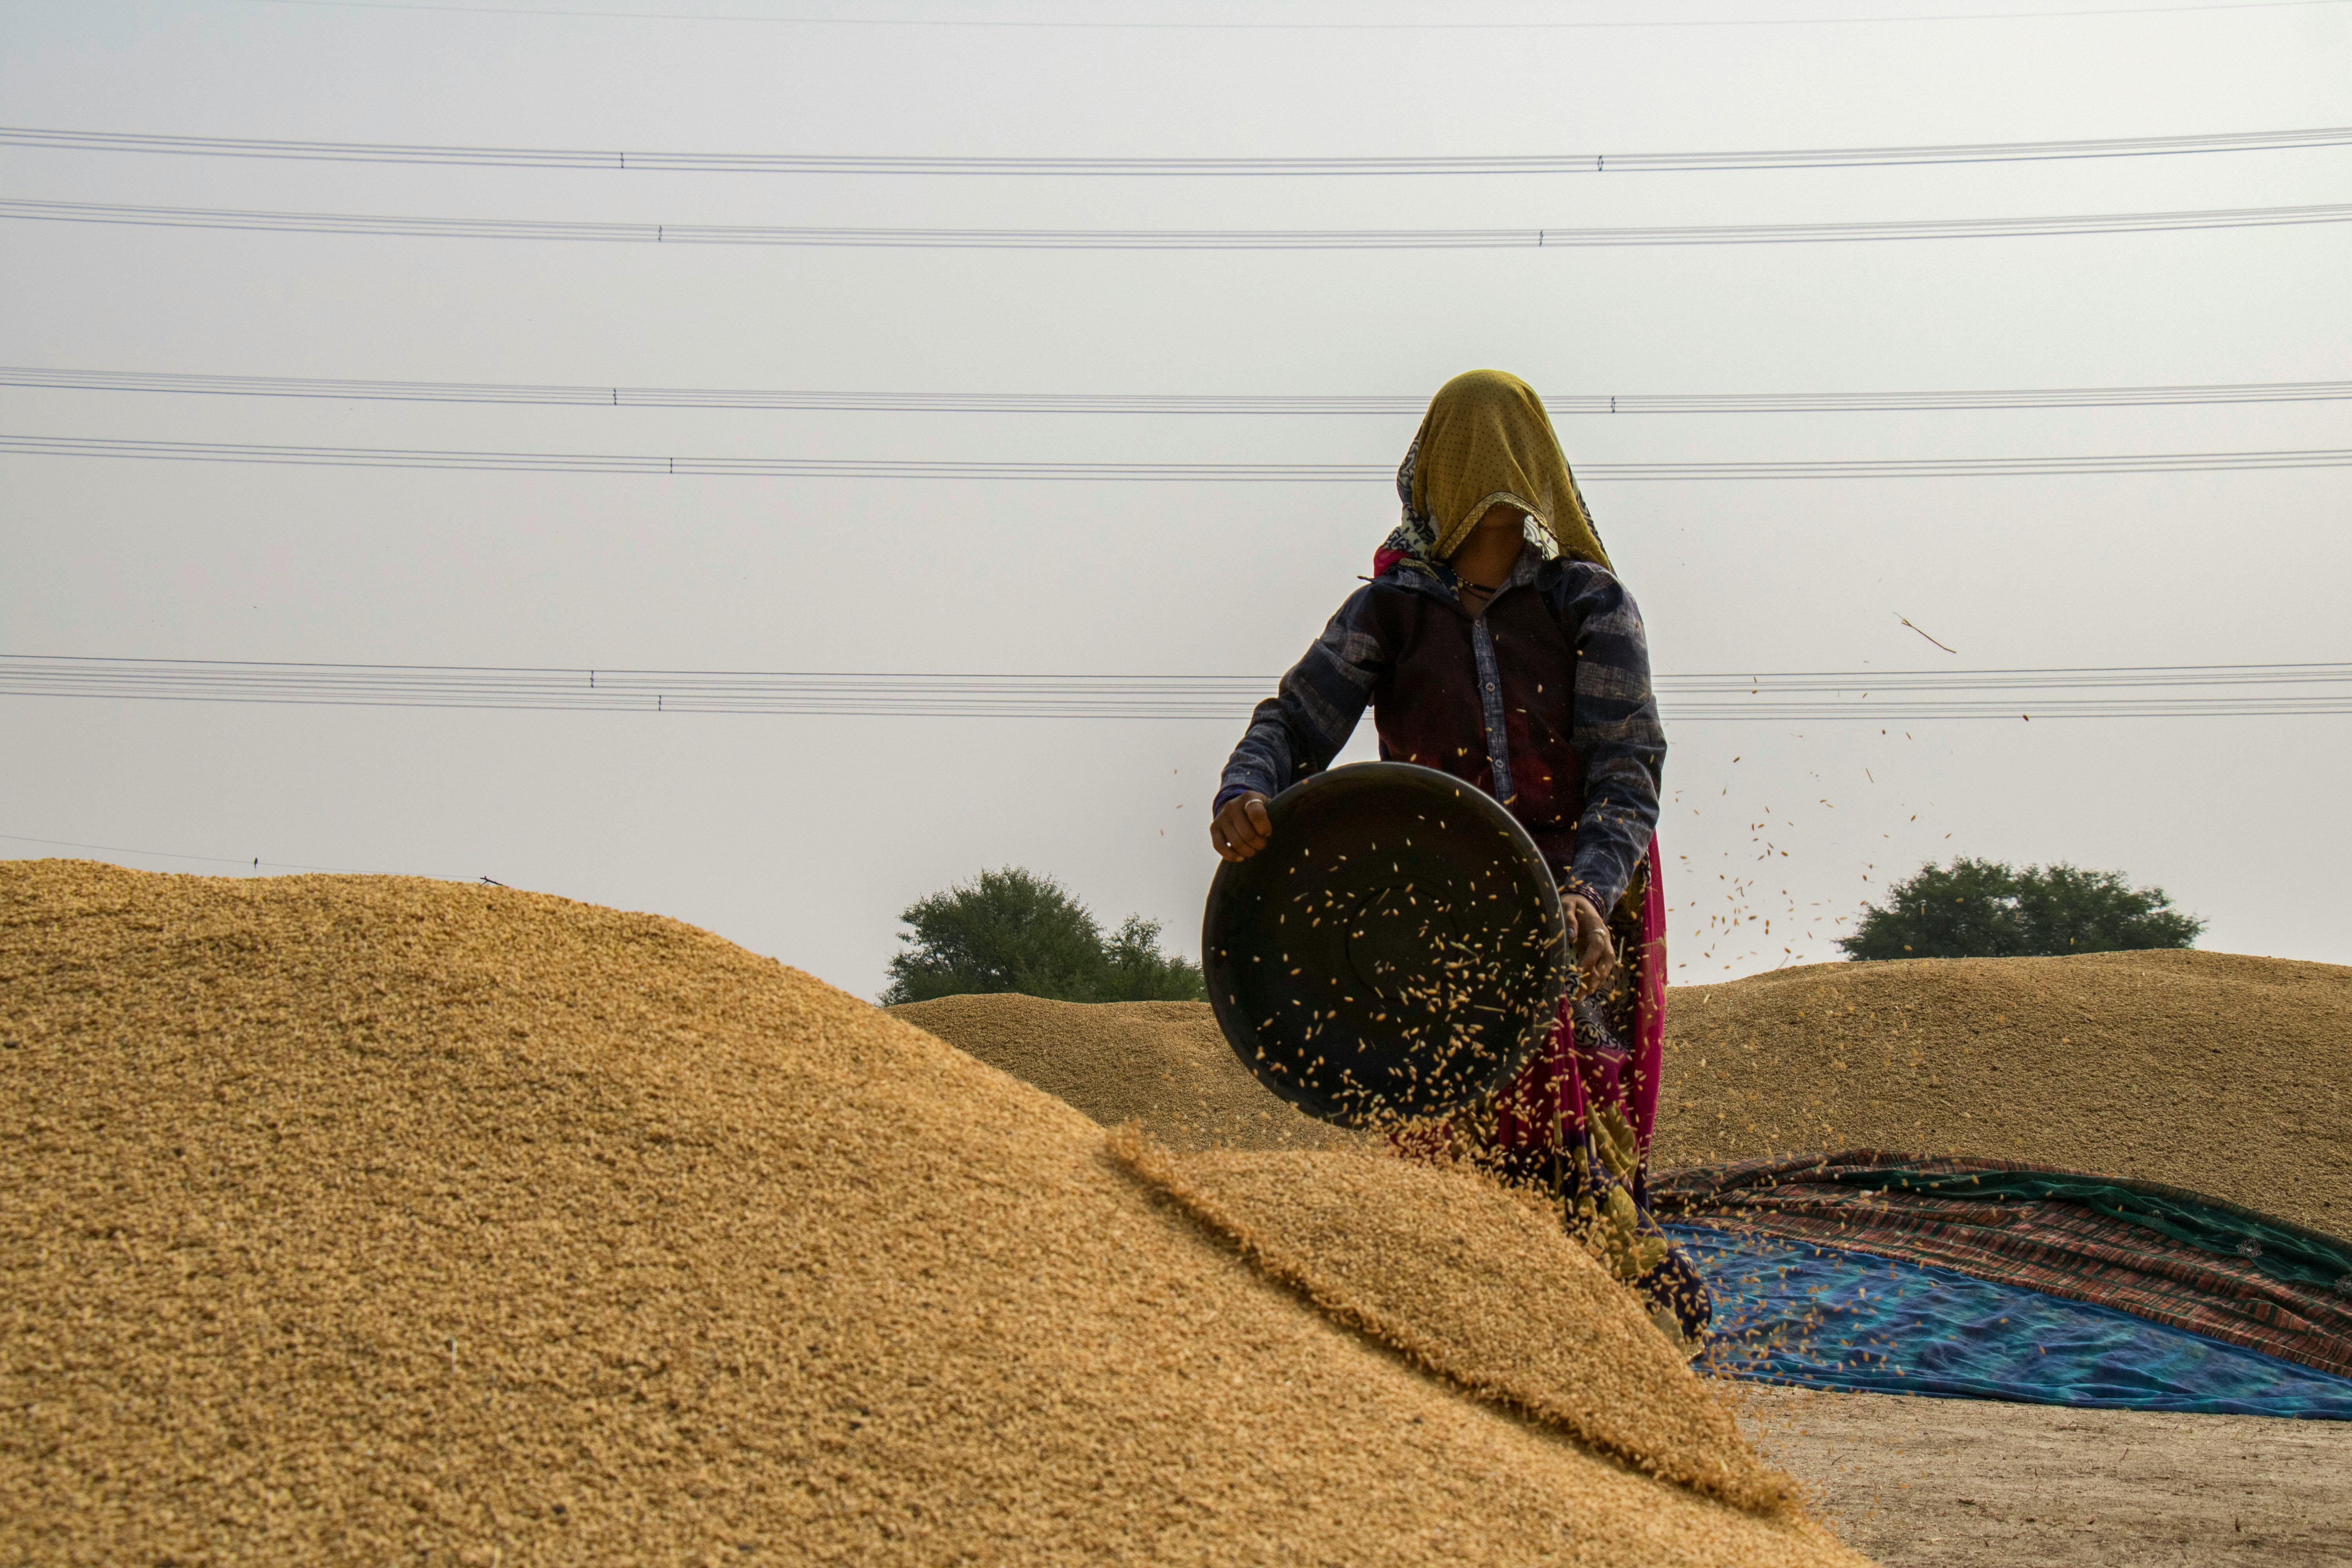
1653, 953, 2352, 1233
1112, 1137, 1794, 1515
907, 956, 2352, 1240
889, 993, 1365, 1152
0, 862, 1865, 1568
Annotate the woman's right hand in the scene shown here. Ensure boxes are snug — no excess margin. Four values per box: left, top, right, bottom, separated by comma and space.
1566, 893, 1620, 997
1210, 791, 1274, 861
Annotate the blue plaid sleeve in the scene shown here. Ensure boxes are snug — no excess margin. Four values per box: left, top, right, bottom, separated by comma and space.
1557, 564, 1666, 914
1216, 586, 1390, 808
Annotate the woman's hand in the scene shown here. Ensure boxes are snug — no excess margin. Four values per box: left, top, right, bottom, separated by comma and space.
1567, 893, 1619, 996
1210, 791, 1273, 861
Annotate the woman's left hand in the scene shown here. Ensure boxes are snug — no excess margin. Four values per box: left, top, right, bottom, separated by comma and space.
1566, 894, 1618, 996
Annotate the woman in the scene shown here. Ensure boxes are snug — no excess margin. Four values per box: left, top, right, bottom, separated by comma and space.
1207, 368, 1707, 1343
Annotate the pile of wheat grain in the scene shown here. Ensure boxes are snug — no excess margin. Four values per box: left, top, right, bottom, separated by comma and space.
907, 954, 2350, 1237
1651, 952, 2350, 1235
0, 861, 1856, 1567
889, 993, 1365, 1152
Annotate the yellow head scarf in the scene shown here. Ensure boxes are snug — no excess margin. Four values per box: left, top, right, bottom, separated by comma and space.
1386, 369, 1612, 573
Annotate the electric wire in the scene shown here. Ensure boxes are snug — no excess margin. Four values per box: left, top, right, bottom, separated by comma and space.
0, 828, 491, 881
4, 656, 2345, 721
8, 196, 2352, 249
0, 831, 366, 874
8, 365, 2347, 415
5, 433, 2348, 480
242, 0, 2352, 31
11, 123, 2350, 174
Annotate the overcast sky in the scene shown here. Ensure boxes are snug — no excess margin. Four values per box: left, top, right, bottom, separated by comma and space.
4, 0, 2348, 1000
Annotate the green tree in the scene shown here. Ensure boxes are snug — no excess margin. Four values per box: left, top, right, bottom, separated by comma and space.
879, 867, 1205, 1005
1838, 857, 2202, 961
1097, 914, 1205, 1002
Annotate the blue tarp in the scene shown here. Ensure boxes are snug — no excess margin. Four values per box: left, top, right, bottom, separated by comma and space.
1670, 1223, 2352, 1419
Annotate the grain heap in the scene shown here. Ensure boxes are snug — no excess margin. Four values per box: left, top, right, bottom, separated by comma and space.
913, 954, 2352, 1236
889, 993, 1365, 1152
1652, 952, 2352, 1234
1112, 1134, 1788, 1511
0, 861, 1855, 1568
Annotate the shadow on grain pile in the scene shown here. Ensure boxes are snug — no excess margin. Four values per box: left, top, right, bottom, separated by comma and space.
888, 993, 1368, 1152
0, 862, 1854, 1568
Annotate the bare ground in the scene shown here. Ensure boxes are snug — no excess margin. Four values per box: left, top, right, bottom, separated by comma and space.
1728, 1384, 2352, 1567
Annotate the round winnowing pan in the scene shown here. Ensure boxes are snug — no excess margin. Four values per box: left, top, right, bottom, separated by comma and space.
1203, 761, 1569, 1127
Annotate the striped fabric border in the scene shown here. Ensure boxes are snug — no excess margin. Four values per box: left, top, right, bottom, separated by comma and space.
1653, 1151, 2352, 1381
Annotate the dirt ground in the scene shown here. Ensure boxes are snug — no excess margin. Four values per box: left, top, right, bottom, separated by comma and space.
1728, 1384, 2352, 1568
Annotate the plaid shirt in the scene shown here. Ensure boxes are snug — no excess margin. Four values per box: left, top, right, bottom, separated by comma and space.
1216, 547, 1664, 915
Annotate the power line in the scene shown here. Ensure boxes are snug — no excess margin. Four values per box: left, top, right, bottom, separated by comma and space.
11, 122, 2349, 175
8, 196, 2351, 249
243, 0, 2352, 31
5, 433, 2348, 480
0, 830, 363, 873
4, 656, 2345, 720
0, 828, 495, 882
9, 365, 2347, 416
